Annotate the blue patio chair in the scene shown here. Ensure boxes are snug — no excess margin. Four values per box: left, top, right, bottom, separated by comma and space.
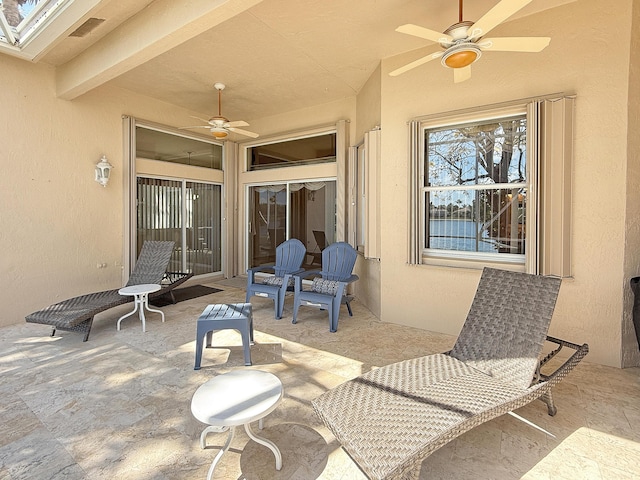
246, 238, 306, 319
292, 241, 359, 332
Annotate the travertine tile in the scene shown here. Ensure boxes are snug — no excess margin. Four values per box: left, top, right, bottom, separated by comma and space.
1, 280, 639, 479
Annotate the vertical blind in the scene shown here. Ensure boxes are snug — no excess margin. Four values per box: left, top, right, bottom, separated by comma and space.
136, 177, 222, 275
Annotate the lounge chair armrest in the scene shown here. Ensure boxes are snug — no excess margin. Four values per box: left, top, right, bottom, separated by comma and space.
537, 336, 589, 387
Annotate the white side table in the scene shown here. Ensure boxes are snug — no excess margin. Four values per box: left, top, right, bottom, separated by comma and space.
191, 370, 283, 480
117, 284, 164, 332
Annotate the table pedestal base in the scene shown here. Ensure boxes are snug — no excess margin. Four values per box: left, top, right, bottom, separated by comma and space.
117, 291, 164, 332
201, 421, 282, 480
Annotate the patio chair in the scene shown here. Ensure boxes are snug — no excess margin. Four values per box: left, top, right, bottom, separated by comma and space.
246, 238, 306, 319
25, 241, 192, 341
312, 267, 589, 480
292, 241, 359, 332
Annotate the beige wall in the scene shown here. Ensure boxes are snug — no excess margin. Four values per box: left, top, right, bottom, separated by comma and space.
352, 64, 382, 317
378, 0, 633, 367
0, 55, 217, 328
1, 0, 637, 368
623, 0, 640, 367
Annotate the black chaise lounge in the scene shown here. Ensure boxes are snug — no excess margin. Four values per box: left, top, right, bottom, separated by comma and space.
25, 241, 192, 341
312, 267, 589, 480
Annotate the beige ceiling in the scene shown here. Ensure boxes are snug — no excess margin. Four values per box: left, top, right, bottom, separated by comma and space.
37, 0, 575, 123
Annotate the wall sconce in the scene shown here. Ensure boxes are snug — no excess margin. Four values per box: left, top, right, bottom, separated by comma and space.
94, 155, 113, 187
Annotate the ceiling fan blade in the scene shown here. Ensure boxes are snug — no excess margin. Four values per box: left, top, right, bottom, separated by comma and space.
189, 115, 212, 124
396, 24, 453, 44
480, 36, 550, 52
178, 125, 211, 130
226, 120, 250, 128
228, 127, 259, 138
454, 66, 472, 83
389, 50, 443, 77
468, 0, 533, 39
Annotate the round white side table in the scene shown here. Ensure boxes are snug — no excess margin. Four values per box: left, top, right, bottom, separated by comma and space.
117, 283, 164, 332
191, 369, 283, 480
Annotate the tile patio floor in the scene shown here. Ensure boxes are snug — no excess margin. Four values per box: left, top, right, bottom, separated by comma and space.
1, 278, 639, 479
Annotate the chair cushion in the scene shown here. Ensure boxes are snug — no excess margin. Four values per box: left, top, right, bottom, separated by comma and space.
311, 278, 340, 295
263, 275, 294, 287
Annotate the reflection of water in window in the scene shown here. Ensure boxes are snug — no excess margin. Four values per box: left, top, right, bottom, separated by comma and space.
429, 219, 496, 252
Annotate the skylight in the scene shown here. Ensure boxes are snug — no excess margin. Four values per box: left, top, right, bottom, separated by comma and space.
0, 0, 89, 61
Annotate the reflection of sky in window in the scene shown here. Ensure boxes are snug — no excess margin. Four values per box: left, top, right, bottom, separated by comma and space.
20, 3, 37, 17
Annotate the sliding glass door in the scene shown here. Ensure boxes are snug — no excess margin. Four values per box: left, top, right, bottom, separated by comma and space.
137, 177, 222, 276
248, 180, 336, 268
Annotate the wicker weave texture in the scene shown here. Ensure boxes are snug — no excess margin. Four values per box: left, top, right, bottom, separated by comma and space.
312, 268, 566, 480
25, 290, 127, 329
313, 353, 548, 480
450, 267, 561, 390
126, 241, 175, 286
25, 242, 188, 337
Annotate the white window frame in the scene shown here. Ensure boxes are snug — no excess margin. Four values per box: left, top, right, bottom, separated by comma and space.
408, 95, 574, 276
421, 105, 529, 267
238, 121, 349, 273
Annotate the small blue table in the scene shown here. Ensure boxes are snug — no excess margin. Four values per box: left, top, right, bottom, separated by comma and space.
194, 303, 253, 369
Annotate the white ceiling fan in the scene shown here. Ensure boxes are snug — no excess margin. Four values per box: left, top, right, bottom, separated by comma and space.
390, 0, 551, 83
181, 83, 259, 139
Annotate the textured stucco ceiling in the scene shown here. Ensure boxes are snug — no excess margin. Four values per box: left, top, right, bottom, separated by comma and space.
36, 0, 576, 123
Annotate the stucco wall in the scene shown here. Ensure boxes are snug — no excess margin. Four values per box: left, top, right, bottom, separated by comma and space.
623, 0, 640, 367
378, 0, 632, 367
353, 64, 382, 317
0, 56, 213, 328
1, 0, 636, 368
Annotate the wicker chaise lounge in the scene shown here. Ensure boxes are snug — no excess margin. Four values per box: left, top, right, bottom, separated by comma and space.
25, 241, 192, 341
312, 268, 589, 480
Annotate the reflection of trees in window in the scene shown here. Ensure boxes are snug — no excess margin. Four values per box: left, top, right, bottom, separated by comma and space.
426, 116, 527, 255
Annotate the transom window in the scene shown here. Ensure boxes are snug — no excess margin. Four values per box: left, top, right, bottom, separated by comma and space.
248, 132, 336, 171
424, 113, 527, 263
136, 125, 223, 170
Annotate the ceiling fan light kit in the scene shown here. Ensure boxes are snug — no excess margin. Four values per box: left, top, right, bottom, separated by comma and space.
442, 43, 482, 69
391, 0, 550, 82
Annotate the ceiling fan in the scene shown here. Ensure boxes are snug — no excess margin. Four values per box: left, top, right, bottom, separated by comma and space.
390, 0, 551, 83
181, 83, 259, 139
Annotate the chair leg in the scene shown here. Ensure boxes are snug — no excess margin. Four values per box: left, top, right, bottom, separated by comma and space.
329, 300, 340, 333
276, 287, 287, 320
82, 318, 94, 342
541, 391, 557, 416
345, 298, 353, 317
292, 299, 300, 324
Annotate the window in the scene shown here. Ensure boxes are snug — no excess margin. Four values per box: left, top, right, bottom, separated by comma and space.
136, 125, 223, 170
247, 133, 336, 170
247, 181, 336, 268
409, 96, 574, 276
137, 177, 222, 276
425, 114, 527, 262
241, 121, 349, 274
